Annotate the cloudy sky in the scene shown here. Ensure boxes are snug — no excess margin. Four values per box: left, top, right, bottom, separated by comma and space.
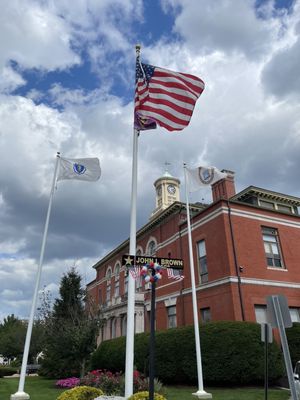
0, 0, 299, 322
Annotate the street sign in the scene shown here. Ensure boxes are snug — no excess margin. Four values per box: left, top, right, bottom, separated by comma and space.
266, 295, 299, 400
261, 323, 273, 343
266, 294, 292, 328
122, 254, 184, 269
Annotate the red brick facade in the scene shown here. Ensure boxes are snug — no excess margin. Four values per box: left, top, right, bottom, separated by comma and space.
87, 173, 300, 341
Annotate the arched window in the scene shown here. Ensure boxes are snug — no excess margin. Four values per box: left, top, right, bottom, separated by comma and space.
106, 267, 112, 302
106, 267, 112, 280
136, 247, 143, 256
114, 262, 120, 297
114, 262, 120, 278
147, 240, 157, 256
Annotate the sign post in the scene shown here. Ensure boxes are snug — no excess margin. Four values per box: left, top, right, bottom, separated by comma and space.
266, 295, 299, 400
261, 323, 273, 400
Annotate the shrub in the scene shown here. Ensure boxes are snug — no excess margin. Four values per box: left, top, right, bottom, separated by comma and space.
90, 336, 126, 372
91, 321, 284, 385
56, 385, 103, 400
287, 323, 300, 367
127, 391, 166, 400
80, 370, 123, 395
56, 377, 80, 388
0, 366, 18, 378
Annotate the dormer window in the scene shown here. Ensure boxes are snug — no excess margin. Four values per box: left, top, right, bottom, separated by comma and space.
259, 199, 275, 210
277, 204, 292, 213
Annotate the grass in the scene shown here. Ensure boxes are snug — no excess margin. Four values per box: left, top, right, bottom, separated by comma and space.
165, 385, 291, 400
0, 377, 291, 400
0, 376, 64, 400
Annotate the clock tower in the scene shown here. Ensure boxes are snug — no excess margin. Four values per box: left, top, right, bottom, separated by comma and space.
150, 170, 180, 219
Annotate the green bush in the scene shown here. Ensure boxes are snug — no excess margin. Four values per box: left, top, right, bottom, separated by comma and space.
286, 323, 300, 367
90, 336, 126, 371
0, 366, 18, 378
56, 385, 103, 400
91, 321, 284, 385
127, 391, 166, 400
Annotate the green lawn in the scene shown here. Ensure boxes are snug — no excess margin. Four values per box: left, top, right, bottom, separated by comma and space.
165, 385, 291, 400
0, 377, 64, 400
0, 377, 291, 400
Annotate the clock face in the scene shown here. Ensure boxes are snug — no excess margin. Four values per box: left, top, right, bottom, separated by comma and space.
167, 184, 176, 194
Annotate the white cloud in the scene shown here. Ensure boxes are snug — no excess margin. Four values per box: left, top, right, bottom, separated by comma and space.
1, 0, 300, 323
162, 0, 282, 59
0, 1, 80, 72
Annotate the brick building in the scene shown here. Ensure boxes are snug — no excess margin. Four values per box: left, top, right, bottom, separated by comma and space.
87, 170, 300, 342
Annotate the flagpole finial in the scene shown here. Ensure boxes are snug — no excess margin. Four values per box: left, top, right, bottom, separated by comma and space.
135, 44, 141, 57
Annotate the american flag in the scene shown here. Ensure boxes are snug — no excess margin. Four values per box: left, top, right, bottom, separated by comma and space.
167, 268, 184, 281
129, 266, 141, 280
135, 61, 205, 132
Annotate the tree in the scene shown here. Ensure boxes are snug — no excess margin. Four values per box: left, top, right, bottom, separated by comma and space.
0, 314, 44, 364
40, 268, 102, 378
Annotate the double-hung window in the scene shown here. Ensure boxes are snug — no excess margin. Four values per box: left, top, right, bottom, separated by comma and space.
197, 240, 208, 283
167, 306, 177, 328
262, 227, 284, 268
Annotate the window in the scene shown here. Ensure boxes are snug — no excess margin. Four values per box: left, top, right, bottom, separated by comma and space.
290, 308, 300, 323
197, 240, 208, 283
167, 306, 177, 328
114, 263, 120, 277
124, 275, 128, 293
200, 307, 211, 323
277, 204, 292, 213
106, 282, 111, 302
262, 227, 284, 268
255, 305, 300, 324
259, 200, 275, 210
114, 279, 119, 297
147, 240, 156, 256
106, 267, 112, 302
121, 315, 127, 336
255, 305, 267, 323
111, 318, 116, 339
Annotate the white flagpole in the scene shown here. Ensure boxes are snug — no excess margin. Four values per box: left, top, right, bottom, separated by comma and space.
183, 164, 212, 399
11, 153, 61, 400
125, 125, 139, 398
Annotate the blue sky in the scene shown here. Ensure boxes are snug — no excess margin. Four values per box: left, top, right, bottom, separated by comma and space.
0, 0, 300, 321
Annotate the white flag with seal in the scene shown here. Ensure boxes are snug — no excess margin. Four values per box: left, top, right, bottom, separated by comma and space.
57, 157, 101, 182
186, 166, 227, 192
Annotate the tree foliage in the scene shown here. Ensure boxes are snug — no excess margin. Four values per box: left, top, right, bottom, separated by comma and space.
40, 268, 102, 378
0, 314, 44, 363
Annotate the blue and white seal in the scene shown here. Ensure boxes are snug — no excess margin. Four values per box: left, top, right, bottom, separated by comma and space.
198, 167, 214, 184
73, 163, 86, 175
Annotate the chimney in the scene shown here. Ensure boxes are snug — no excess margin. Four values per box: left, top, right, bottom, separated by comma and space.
211, 169, 236, 202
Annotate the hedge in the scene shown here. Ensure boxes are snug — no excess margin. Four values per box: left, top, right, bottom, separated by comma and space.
0, 366, 18, 378
91, 321, 284, 385
286, 323, 300, 367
